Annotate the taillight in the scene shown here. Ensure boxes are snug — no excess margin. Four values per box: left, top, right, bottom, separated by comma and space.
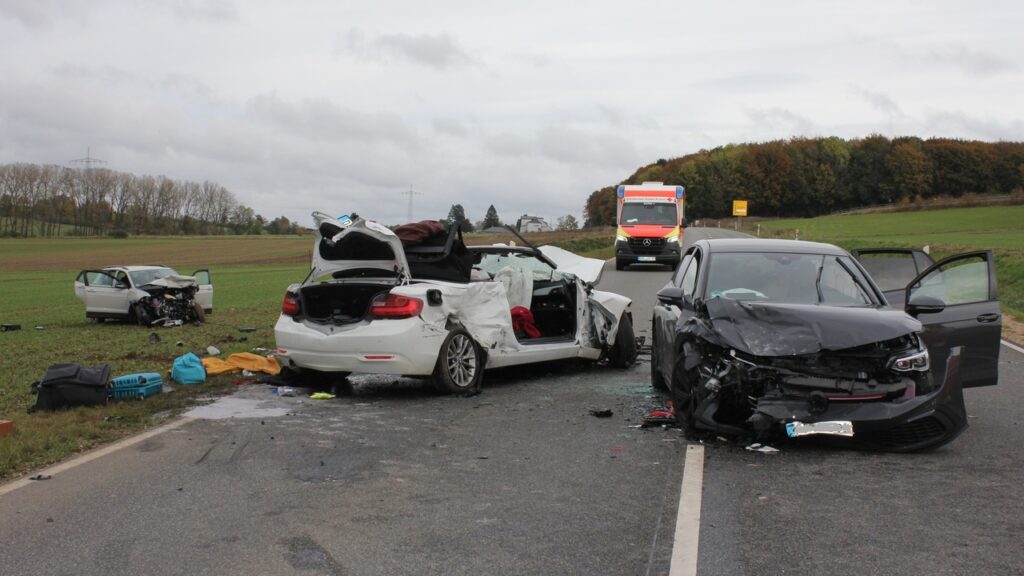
370, 293, 423, 319
281, 292, 301, 316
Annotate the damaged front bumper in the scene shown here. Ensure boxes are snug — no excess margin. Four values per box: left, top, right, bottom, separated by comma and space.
690, 347, 968, 452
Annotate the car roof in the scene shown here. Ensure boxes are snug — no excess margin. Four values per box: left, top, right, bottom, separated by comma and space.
699, 238, 848, 256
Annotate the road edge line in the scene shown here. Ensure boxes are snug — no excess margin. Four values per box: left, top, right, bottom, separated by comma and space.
0, 416, 194, 498
1002, 339, 1024, 355
669, 443, 705, 576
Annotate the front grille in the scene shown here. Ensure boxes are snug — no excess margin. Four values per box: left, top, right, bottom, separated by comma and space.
627, 237, 666, 254
863, 416, 948, 449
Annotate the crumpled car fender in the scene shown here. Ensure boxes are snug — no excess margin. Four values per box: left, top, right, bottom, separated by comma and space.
589, 289, 632, 345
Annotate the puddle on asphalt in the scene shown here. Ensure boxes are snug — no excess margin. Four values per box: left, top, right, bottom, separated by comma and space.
185, 397, 290, 419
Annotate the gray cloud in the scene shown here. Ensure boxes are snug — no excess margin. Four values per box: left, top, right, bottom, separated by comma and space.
433, 117, 470, 137
745, 107, 815, 136
170, 0, 239, 22
930, 45, 1018, 77
340, 28, 473, 70
855, 88, 904, 118
923, 111, 1024, 141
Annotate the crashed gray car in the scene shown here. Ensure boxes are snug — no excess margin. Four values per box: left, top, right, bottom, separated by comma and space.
651, 239, 1001, 451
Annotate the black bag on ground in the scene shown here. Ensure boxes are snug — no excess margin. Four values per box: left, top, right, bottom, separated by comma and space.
30, 363, 111, 412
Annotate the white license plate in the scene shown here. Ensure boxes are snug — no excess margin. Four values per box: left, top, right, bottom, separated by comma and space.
786, 421, 854, 438
637, 256, 657, 262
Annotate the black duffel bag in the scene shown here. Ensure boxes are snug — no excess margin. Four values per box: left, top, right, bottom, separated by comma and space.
30, 363, 111, 412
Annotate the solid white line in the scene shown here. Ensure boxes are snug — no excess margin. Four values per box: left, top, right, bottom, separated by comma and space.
0, 417, 194, 498
670, 443, 705, 576
1002, 339, 1024, 355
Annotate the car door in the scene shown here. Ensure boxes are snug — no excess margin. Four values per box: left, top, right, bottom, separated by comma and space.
75, 270, 131, 315
904, 251, 1001, 388
191, 269, 214, 312
851, 248, 935, 306
653, 248, 699, 385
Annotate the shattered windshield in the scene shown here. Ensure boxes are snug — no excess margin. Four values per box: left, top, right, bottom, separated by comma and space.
474, 251, 567, 282
129, 268, 178, 287
620, 202, 678, 226
704, 252, 876, 306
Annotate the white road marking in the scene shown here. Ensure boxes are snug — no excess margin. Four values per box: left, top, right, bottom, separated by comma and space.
670, 443, 705, 576
1002, 339, 1024, 355
0, 417, 193, 498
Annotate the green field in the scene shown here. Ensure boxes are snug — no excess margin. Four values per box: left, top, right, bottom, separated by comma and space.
761, 205, 1024, 319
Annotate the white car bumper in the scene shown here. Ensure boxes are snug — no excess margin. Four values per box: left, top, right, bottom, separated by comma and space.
274, 315, 446, 376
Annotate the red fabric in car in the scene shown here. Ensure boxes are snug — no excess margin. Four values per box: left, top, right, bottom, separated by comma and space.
511, 306, 541, 339
394, 220, 446, 246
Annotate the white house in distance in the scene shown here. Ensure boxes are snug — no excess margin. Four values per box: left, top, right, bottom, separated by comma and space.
516, 214, 551, 233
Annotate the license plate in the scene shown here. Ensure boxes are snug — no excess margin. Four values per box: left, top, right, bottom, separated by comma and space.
637, 256, 657, 262
786, 421, 854, 438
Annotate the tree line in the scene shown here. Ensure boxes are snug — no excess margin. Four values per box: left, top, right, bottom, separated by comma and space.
0, 163, 302, 237
584, 136, 1024, 226
444, 203, 579, 232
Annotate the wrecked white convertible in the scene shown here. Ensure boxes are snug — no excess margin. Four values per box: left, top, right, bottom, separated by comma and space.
74, 266, 214, 326
274, 213, 637, 393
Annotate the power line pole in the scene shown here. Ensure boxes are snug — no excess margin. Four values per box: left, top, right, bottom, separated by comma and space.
70, 147, 106, 171
399, 185, 422, 223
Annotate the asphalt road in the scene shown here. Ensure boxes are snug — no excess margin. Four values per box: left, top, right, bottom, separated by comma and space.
2, 226, 1021, 576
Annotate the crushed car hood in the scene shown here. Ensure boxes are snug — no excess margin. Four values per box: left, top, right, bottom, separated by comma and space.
537, 245, 605, 284
694, 298, 922, 357
310, 212, 410, 282
144, 275, 198, 289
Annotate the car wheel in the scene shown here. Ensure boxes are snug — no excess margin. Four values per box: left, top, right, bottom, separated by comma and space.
615, 260, 626, 271
670, 353, 697, 431
650, 323, 667, 390
192, 301, 206, 323
608, 313, 637, 368
432, 329, 484, 394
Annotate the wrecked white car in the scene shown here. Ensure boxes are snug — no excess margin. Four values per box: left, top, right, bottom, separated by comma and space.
74, 266, 214, 325
274, 213, 637, 393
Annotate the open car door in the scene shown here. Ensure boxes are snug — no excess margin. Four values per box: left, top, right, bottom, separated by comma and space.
905, 251, 1001, 388
74, 270, 130, 315
191, 269, 214, 313
852, 248, 935, 306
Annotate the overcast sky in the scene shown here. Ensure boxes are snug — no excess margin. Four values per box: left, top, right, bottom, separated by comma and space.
1, 1, 1022, 226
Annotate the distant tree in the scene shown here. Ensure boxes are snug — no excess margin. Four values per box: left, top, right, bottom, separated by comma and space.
446, 204, 474, 232
483, 204, 502, 229
265, 216, 295, 235
556, 214, 579, 231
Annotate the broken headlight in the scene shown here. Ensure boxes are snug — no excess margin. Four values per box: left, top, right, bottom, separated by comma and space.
888, 338, 930, 373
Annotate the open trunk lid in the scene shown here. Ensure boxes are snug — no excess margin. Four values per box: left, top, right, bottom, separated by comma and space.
311, 212, 410, 282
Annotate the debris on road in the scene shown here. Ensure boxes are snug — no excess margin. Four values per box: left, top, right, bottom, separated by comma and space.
206, 345, 221, 356
589, 409, 614, 418
309, 392, 335, 400
148, 333, 161, 344
276, 386, 297, 397
641, 401, 676, 428
745, 443, 780, 454
201, 353, 281, 376
1, 324, 21, 331
171, 352, 206, 385
29, 474, 52, 481
238, 327, 257, 333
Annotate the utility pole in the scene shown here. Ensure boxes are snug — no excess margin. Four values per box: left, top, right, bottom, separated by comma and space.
399, 186, 422, 223
70, 147, 106, 171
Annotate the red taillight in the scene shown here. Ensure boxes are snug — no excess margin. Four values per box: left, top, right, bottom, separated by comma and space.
281, 292, 301, 316
370, 293, 423, 319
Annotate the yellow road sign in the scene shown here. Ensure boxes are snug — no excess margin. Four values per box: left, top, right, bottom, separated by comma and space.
732, 200, 748, 217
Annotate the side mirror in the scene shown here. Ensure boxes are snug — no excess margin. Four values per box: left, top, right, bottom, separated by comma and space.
906, 294, 945, 317
680, 219, 689, 228
657, 286, 687, 307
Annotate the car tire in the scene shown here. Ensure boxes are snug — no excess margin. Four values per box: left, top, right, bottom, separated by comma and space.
616, 260, 626, 271
192, 301, 205, 323
670, 352, 697, 432
650, 323, 667, 390
432, 329, 484, 394
608, 313, 637, 368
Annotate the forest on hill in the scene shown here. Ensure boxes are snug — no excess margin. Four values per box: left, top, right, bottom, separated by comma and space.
584, 136, 1024, 226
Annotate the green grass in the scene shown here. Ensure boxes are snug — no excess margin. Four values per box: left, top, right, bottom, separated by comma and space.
760, 205, 1024, 318
0, 257, 309, 479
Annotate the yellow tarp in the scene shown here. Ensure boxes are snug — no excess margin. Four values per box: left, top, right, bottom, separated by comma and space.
201, 353, 281, 376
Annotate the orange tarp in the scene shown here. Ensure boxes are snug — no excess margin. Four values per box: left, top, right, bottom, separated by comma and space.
201, 353, 281, 376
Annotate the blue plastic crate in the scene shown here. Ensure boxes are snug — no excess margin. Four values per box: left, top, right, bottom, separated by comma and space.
111, 372, 163, 390
110, 381, 162, 400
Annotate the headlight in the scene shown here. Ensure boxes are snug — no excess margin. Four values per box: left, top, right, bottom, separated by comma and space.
616, 234, 627, 242
888, 343, 930, 372
667, 236, 679, 243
